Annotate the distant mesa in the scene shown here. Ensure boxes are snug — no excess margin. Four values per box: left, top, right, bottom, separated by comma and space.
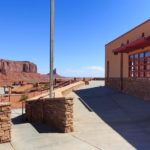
47, 68, 73, 80
0, 59, 37, 74
0, 59, 47, 86
47, 68, 63, 79
0, 59, 73, 87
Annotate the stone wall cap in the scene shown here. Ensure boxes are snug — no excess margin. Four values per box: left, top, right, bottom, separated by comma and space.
26, 97, 74, 104
0, 102, 11, 106
26, 97, 67, 102
43, 97, 73, 101
44, 97, 65, 100
65, 97, 73, 100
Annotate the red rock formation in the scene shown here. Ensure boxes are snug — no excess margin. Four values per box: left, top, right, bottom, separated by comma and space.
0, 59, 48, 86
0, 59, 37, 74
0, 59, 71, 87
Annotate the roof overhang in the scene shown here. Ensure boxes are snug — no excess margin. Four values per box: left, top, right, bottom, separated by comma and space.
113, 36, 150, 54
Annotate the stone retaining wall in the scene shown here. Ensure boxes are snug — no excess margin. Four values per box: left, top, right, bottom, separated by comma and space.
0, 102, 11, 143
25, 97, 73, 133
105, 78, 121, 91
106, 77, 150, 100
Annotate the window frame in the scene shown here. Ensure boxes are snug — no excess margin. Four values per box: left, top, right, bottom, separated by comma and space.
129, 51, 150, 78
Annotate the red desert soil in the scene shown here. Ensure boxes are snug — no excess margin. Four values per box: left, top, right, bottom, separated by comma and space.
0, 59, 49, 86
0, 72, 49, 86
0, 59, 80, 108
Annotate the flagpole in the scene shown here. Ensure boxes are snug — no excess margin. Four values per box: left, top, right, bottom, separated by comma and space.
50, 0, 54, 98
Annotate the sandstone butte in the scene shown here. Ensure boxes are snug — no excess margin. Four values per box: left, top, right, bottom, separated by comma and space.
0, 59, 49, 86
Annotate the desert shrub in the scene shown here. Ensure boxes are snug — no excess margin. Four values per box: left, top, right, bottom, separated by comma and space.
20, 94, 28, 101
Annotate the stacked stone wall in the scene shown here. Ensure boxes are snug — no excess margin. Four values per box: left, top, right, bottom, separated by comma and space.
105, 78, 121, 91
0, 102, 11, 143
106, 77, 150, 100
25, 97, 73, 133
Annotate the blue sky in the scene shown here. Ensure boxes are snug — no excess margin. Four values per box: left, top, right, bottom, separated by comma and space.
0, 0, 150, 77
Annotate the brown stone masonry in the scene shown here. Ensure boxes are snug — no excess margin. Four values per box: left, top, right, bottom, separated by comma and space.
0, 102, 11, 143
25, 97, 73, 133
105, 77, 121, 91
106, 77, 150, 100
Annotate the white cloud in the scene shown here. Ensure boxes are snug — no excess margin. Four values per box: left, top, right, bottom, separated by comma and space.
60, 65, 105, 77
86, 66, 105, 72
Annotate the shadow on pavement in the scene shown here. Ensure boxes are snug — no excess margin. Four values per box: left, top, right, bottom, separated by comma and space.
31, 123, 59, 133
11, 114, 27, 124
75, 86, 150, 150
12, 115, 59, 133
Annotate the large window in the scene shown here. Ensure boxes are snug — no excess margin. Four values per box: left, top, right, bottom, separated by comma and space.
129, 51, 150, 78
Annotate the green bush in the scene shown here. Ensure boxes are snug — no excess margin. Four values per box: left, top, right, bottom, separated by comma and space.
20, 94, 28, 102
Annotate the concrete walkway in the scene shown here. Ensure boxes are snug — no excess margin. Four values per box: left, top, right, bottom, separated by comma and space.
68, 81, 135, 150
1, 81, 150, 149
74, 81, 150, 150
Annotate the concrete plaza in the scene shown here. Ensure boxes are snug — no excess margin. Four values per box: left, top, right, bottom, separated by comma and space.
1, 81, 150, 150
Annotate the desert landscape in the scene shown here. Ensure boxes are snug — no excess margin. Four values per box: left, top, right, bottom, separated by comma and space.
1, 0, 149, 149
0, 59, 94, 108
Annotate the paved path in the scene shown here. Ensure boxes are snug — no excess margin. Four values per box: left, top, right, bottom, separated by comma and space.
74, 81, 150, 150
1, 81, 150, 149
68, 81, 135, 150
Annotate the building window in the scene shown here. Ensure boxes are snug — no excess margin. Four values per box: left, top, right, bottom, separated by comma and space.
129, 51, 150, 78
